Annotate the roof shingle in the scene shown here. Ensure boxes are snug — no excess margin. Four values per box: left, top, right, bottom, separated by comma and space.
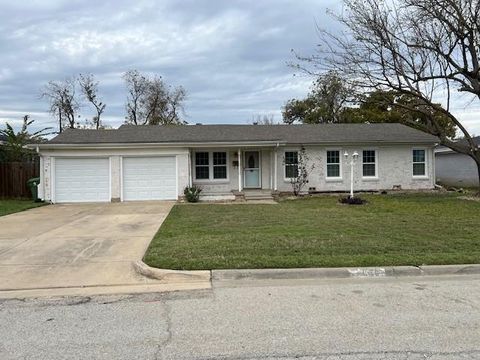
46, 123, 438, 145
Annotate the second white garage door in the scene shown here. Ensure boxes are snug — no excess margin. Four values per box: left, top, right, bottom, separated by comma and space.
122, 157, 177, 201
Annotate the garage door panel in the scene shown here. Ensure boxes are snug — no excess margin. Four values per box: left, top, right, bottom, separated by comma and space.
55, 158, 110, 203
123, 157, 176, 201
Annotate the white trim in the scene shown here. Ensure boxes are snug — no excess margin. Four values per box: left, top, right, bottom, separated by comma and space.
274, 147, 278, 191
33, 140, 287, 150
238, 148, 242, 192
412, 147, 429, 179
326, 148, 343, 180
243, 150, 262, 189
361, 149, 378, 179
120, 156, 124, 202
187, 150, 192, 187
175, 155, 179, 199
270, 150, 274, 190
283, 149, 300, 182
51, 157, 56, 204
38, 156, 44, 200
108, 156, 112, 201
432, 147, 436, 184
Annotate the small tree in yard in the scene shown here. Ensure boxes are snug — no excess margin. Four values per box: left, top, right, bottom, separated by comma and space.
285, 146, 315, 196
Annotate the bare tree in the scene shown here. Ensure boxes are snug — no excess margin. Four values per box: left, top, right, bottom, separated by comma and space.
123, 70, 187, 125
41, 78, 79, 132
297, 0, 480, 192
78, 74, 106, 129
251, 114, 277, 125
123, 70, 148, 125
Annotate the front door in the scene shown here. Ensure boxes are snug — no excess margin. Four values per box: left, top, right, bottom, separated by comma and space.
244, 151, 261, 188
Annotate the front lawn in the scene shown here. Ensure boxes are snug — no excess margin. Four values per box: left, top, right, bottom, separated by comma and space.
0, 199, 45, 217
144, 193, 480, 270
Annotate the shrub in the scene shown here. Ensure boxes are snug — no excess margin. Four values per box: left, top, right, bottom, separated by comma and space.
184, 185, 202, 203
339, 196, 367, 205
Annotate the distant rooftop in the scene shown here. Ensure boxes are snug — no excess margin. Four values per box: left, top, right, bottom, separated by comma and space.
45, 123, 438, 145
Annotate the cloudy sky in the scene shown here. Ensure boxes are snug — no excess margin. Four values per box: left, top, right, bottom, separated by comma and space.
0, 0, 478, 135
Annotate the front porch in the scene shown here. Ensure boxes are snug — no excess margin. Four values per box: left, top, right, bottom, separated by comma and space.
187, 147, 282, 201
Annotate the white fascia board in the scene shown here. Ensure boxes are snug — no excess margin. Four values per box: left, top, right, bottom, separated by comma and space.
32, 141, 287, 150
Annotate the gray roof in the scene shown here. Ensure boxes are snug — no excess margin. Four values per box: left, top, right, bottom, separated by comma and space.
435, 136, 480, 153
457, 136, 480, 146
46, 123, 438, 145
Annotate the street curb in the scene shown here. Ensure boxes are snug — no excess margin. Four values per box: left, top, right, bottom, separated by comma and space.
132, 261, 211, 283
211, 264, 480, 281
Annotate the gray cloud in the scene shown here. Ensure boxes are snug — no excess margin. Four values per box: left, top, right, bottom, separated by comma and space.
0, 0, 478, 136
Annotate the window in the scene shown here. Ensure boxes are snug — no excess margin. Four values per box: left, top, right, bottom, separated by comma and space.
195, 152, 209, 180
195, 151, 228, 180
284, 151, 298, 178
362, 150, 377, 177
213, 152, 227, 179
326, 150, 341, 178
413, 149, 426, 176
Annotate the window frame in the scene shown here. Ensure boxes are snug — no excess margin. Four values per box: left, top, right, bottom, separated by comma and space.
361, 149, 378, 179
284, 150, 299, 180
412, 148, 428, 178
194, 151, 229, 182
326, 149, 342, 181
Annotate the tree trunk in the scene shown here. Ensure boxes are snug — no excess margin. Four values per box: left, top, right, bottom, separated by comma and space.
475, 158, 480, 196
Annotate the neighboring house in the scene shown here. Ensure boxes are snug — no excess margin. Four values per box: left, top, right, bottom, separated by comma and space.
32, 123, 438, 203
435, 136, 480, 187
0, 134, 7, 145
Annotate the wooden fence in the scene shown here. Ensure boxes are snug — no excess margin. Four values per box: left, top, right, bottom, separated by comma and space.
0, 160, 40, 198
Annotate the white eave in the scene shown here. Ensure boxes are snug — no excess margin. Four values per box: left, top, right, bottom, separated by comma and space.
29, 140, 288, 150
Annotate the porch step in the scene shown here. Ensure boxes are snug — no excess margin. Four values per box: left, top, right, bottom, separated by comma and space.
243, 191, 274, 201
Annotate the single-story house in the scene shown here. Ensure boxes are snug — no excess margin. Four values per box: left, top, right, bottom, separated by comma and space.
435, 136, 480, 187
31, 123, 438, 203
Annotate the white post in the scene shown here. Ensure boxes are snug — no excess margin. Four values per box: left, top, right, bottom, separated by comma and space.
187, 151, 192, 187
238, 148, 242, 192
274, 147, 278, 191
350, 160, 354, 198
344, 150, 358, 198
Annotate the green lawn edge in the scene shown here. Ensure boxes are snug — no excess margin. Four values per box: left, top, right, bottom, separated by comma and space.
0, 199, 47, 217
143, 193, 480, 270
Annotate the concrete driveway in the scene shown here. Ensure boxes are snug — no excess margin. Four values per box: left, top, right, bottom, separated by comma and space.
0, 202, 174, 294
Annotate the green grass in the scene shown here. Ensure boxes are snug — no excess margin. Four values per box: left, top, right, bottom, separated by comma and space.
0, 199, 45, 217
144, 193, 480, 270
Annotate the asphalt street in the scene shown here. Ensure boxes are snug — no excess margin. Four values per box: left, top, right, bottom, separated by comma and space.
1, 274, 479, 359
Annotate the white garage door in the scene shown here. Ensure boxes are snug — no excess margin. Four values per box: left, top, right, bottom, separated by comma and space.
122, 157, 177, 201
54, 158, 110, 203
